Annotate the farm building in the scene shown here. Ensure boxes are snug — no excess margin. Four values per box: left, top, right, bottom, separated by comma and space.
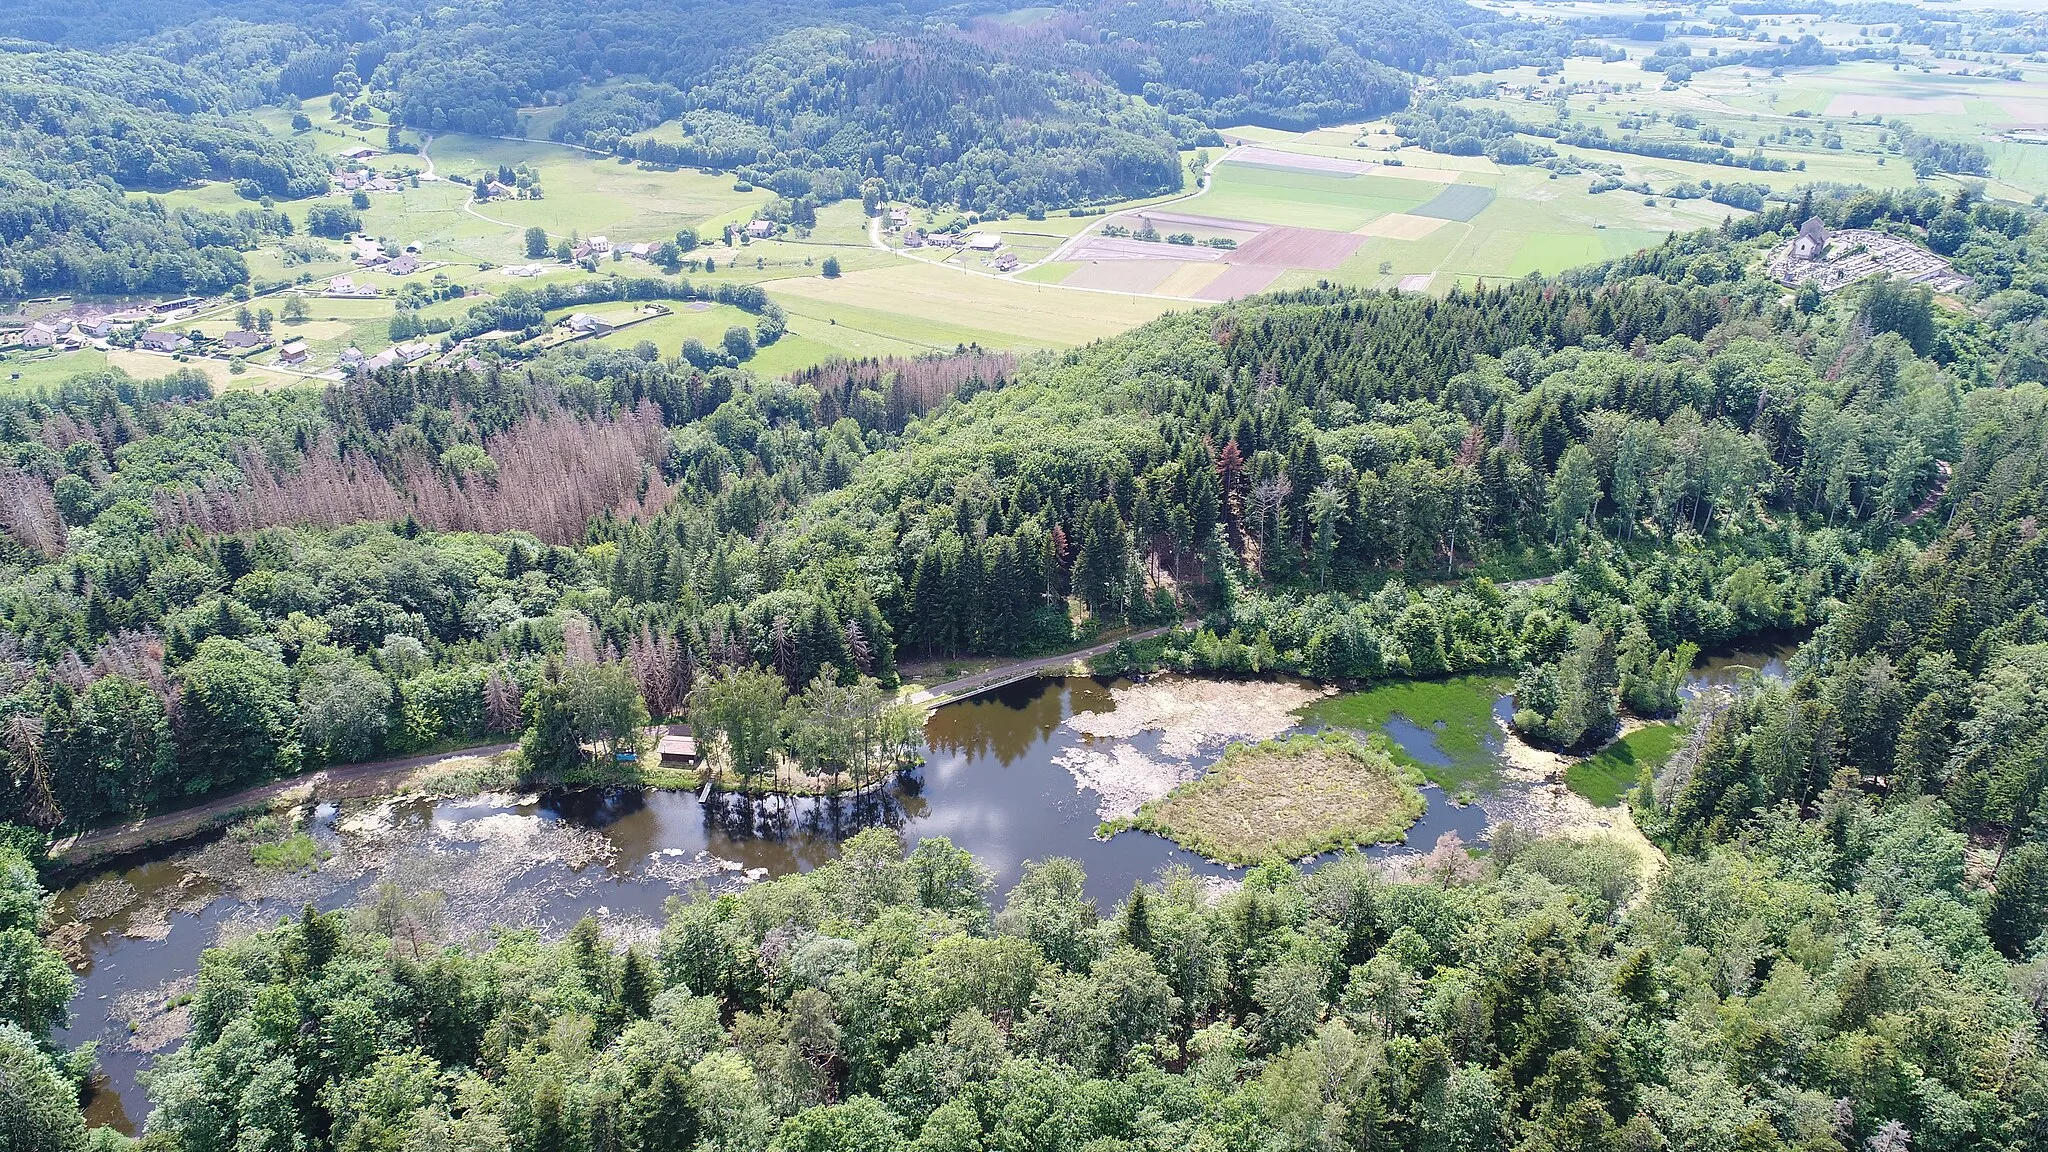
337, 146, 380, 160
968, 233, 1001, 251
384, 253, 421, 276
565, 313, 614, 336
278, 340, 309, 365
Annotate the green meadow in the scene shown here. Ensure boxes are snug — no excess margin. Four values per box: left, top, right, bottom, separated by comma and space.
1568, 723, 1683, 808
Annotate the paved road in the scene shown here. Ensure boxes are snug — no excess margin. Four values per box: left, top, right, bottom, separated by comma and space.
906, 624, 1186, 706
49, 742, 516, 867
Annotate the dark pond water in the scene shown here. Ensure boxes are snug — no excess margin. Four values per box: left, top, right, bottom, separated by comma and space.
1682, 631, 1805, 698
56, 674, 1494, 1133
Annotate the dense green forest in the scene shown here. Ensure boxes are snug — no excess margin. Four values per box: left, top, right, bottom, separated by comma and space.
0, 48, 324, 296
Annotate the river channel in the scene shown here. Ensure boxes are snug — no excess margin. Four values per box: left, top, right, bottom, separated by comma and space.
51, 638, 1801, 1131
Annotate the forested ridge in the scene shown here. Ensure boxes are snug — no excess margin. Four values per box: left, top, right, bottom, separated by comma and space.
0, 47, 326, 297
5, 190, 2048, 1150
0, 0, 1563, 292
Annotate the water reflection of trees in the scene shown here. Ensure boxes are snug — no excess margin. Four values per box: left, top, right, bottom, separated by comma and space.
700, 778, 931, 866
920, 678, 1076, 765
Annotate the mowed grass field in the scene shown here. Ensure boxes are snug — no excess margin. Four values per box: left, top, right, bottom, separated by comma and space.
1195, 162, 1441, 232
424, 134, 769, 247
765, 261, 1183, 351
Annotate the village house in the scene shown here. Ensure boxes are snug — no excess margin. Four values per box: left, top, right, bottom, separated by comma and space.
325, 277, 378, 298
337, 172, 365, 192
360, 340, 436, 372
1793, 217, 1829, 260
20, 323, 62, 349
624, 242, 659, 260
137, 330, 188, 353
484, 180, 515, 199
745, 220, 774, 239
222, 329, 271, 352
902, 230, 926, 249
384, 253, 421, 276
278, 340, 310, 365
995, 252, 1020, 272
338, 347, 365, 370
363, 176, 403, 193
888, 207, 911, 227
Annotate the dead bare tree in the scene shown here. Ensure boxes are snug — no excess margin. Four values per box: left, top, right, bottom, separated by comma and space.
0, 469, 66, 557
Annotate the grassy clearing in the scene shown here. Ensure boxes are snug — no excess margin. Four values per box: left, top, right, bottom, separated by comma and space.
519, 755, 702, 793
1118, 731, 1425, 865
1300, 675, 1510, 791
0, 350, 114, 394
1567, 723, 1682, 808
426, 134, 767, 242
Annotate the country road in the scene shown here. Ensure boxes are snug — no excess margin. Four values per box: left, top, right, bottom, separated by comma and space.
49, 742, 516, 869
906, 623, 1185, 706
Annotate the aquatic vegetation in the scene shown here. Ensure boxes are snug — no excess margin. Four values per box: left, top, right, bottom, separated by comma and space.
1299, 675, 1509, 790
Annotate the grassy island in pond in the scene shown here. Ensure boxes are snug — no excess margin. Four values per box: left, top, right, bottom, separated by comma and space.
1119, 731, 1425, 865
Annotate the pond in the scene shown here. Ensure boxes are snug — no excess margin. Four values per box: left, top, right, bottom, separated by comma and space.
51, 641, 1798, 1132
